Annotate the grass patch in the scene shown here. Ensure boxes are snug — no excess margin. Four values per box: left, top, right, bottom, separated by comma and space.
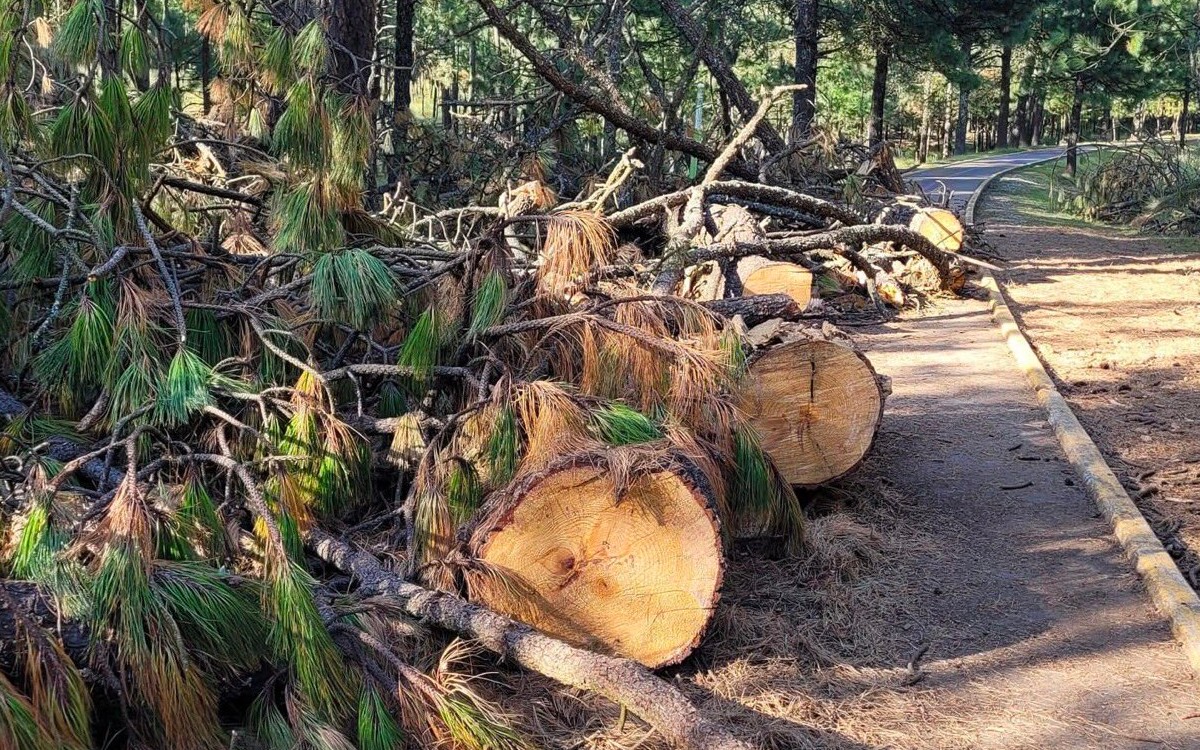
981, 149, 1122, 230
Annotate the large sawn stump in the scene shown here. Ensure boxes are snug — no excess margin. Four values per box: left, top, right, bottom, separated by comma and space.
738, 323, 886, 487
470, 455, 723, 668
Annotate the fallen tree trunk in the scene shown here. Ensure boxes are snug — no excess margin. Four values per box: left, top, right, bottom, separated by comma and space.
469, 454, 723, 669
309, 531, 753, 750
738, 325, 886, 487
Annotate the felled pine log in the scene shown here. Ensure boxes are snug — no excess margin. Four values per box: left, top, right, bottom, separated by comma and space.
738, 321, 888, 487
468, 453, 723, 669
909, 206, 965, 252
310, 531, 752, 750
736, 255, 814, 309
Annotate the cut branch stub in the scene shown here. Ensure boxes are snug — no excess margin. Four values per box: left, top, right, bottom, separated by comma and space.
471, 456, 722, 668
740, 338, 884, 487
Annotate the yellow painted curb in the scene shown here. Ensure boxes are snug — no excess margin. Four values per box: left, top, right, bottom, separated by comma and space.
964, 160, 1200, 676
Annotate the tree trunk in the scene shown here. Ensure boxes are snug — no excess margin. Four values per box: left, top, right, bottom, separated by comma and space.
1065, 75, 1084, 177
791, 0, 818, 140
941, 79, 954, 158
326, 0, 376, 96
868, 48, 889, 148
1031, 95, 1044, 145
310, 531, 754, 750
470, 455, 723, 669
996, 43, 1012, 149
602, 0, 625, 159
394, 0, 416, 114
918, 75, 932, 163
200, 37, 212, 114
1180, 84, 1191, 149
740, 335, 884, 488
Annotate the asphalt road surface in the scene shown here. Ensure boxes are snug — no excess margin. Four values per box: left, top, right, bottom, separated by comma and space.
906, 148, 1068, 212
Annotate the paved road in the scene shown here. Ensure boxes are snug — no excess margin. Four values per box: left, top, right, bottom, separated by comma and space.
906, 148, 1068, 212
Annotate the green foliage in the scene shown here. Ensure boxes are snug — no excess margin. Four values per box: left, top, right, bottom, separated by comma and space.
592, 403, 662, 445
446, 461, 482, 524
0, 673, 54, 750
120, 24, 152, 82
731, 428, 806, 551
396, 307, 443, 387
485, 407, 520, 485
153, 560, 266, 671
157, 349, 214, 426
293, 20, 330, 77
468, 271, 508, 336
54, 0, 101, 64
273, 181, 345, 253
310, 248, 399, 329
357, 686, 405, 750
177, 478, 230, 559
275, 80, 329, 169
264, 559, 354, 721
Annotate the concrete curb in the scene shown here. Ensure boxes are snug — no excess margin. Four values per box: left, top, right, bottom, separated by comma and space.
965, 157, 1200, 676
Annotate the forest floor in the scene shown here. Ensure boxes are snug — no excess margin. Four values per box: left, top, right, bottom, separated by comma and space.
512, 156, 1200, 749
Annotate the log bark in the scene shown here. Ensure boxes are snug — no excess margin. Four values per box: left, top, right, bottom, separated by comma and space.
469, 454, 723, 668
309, 531, 753, 750
687, 223, 965, 292
607, 180, 861, 230
701, 293, 804, 326
0, 389, 123, 488
739, 329, 885, 487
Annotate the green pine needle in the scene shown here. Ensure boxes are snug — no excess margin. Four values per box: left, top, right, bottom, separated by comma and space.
396, 308, 442, 389
357, 686, 404, 750
178, 479, 229, 559
156, 349, 213, 426
53, 0, 101, 64
446, 462, 482, 525
264, 560, 354, 722
152, 560, 266, 671
310, 247, 398, 330
273, 181, 344, 253
293, 20, 330, 76
119, 24, 150, 82
246, 693, 297, 750
592, 403, 662, 446
0, 673, 54, 750
485, 407, 519, 486
468, 271, 508, 337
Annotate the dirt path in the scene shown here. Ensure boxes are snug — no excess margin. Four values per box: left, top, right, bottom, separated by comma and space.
979, 166, 1200, 611
847, 298, 1200, 749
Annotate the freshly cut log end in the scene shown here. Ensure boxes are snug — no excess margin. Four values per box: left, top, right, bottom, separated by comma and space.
472, 458, 723, 668
909, 207, 965, 253
740, 339, 883, 487
738, 257, 814, 309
